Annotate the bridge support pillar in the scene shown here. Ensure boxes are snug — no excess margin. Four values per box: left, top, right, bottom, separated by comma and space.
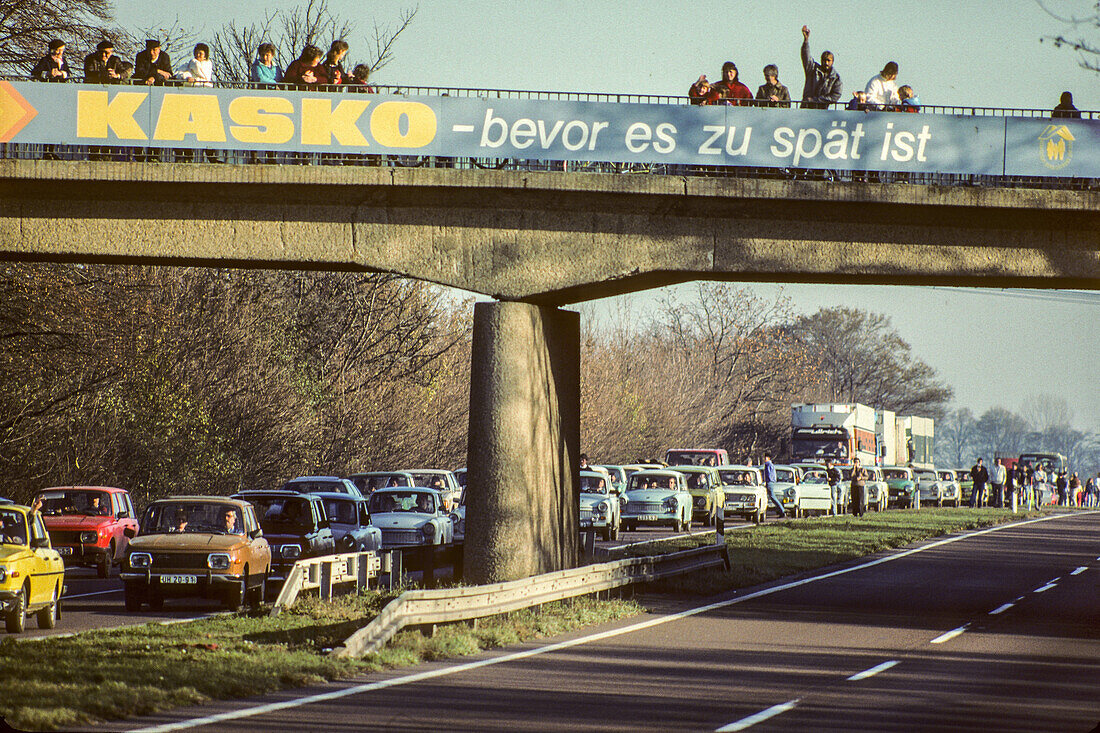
465, 301, 580, 584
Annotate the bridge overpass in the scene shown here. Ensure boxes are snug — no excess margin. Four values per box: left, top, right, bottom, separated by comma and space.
1, 158, 1097, 585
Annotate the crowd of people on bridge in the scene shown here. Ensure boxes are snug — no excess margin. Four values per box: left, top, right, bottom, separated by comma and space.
26, 25, 1086, 118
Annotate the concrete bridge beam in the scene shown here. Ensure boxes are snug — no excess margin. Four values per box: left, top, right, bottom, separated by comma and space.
464, 301, 579, 583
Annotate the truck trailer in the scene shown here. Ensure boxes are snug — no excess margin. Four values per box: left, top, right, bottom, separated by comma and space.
790, 403, 878, 465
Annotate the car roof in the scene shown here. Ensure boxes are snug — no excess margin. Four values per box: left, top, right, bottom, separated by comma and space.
721, 465, 761, 472
233, 490, 319, 501
285, 476, 344, 482
370, 486, 442, 494
630, 470, 682, 479
39, 485, 129, 493
348, 470, 414, 478
312, 491, 365, 502
669, 464, 715, 473
150, 496, 255, 509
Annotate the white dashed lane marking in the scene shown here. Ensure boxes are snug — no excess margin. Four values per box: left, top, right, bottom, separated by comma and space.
989, 603, 1015, 615
715, 699, 801, 732
847, 660, 900, 681
931, 624, 969, 644
1070, 566, 1087, 576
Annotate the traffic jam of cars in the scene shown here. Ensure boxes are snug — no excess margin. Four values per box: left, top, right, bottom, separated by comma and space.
0, 435, 1068, 633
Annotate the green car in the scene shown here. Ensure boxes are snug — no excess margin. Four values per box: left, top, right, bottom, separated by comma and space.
669, 465, 725, 526
883, 466, 920, 509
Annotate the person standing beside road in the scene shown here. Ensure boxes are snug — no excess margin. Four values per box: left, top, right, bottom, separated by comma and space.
969, 458, 989, 508
763, 452, 786, 519
799, 25, 842, 109
990, 458, 1007, 509
850, 457, 868, 517
825, 458, 843, 515
1056, 471, 1068, 506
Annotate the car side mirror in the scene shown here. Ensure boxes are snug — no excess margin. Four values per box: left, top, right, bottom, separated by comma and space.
31, 537, 50, 549
319, 519, 330, 530
249, 528, 263, 539
118, 511, 130, 519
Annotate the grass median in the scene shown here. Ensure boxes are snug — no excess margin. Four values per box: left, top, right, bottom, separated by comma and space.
0, 593, 643, 731
626, 507, 1048, 595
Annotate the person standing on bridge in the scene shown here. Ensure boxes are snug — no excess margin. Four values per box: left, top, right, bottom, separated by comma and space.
1051, 92, 1081, 119
83, 40, 123, 84
31, 39, 70, 82
969, 458, 989, 508
763, 452, 786, 519
250, 43, 283, 86
755, 64, 791, 108
863, 61, 901, 110
799, 25, 842, 109
135, 39, 173, 86
712, 62, 753, 106
990, 458, 1007, 509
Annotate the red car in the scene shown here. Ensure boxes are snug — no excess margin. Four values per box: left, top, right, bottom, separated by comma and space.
34, 486, 139, 577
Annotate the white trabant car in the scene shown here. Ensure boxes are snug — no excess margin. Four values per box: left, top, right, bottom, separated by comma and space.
579, 470, 621, 541
774, 464, 832, 517
619, 470, 693, 532
936, 469, 962, 507
366, 488, 453, 549
799, 466, 850, 514
399, 469, 462, 510
915, 468, 949, 508
595, 465, 628, 495
718, 466, 768, 524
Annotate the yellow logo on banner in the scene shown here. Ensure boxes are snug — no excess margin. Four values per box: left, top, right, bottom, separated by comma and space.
1038, 125, 1074, 170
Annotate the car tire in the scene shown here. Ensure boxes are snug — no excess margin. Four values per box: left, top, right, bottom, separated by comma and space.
97, 545, 112, 579
37, 586, 58, 629
250, 571, 267, 608
5, 586, 26, 633
124, 582, 143, 612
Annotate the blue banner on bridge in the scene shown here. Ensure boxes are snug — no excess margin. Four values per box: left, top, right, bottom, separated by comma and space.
0, 81, 1096, 178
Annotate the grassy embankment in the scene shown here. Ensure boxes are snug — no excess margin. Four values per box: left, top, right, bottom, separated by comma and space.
1, 507, 1042, 730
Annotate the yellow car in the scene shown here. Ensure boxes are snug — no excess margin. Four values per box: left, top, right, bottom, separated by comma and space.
0, 504, 65, 633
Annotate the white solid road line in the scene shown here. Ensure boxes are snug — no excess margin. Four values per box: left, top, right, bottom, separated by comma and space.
930, 624, 969, 644
129, 511, 1080, 733
1070, 566, 1087, 576
715, 699, 800, 732
989, 603, 1015, 615
846, 660, 899, 681
66, 589, 123, 599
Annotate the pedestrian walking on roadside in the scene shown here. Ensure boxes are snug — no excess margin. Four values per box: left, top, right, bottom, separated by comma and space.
969, 458, 989, 508
825, 458, 843, 515
850, 458, 868, 517
990, 458, 1007, 509
763, 452, 787, 519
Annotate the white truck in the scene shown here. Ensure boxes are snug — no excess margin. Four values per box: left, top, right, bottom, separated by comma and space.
790, 403, 878, 466
896, 415, 935, 470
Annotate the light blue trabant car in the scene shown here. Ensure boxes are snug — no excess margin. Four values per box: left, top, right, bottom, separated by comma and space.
620, 470, 693, 532
936, 469, 963, 507
595, 465, 628, 495
579, 470, 621, 541
719, 466, 768, 524
916, 468, 951, 508
366, 488, 453, 549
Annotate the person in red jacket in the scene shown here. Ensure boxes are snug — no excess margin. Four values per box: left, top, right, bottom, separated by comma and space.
711, 61, 753, 106
688, 74, 720, 105
284, 45, 327, 87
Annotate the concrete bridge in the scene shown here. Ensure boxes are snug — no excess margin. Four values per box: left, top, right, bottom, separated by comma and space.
2, 159, 1097, 583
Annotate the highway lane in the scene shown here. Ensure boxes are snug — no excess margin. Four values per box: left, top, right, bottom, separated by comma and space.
112, 511, 1099, 733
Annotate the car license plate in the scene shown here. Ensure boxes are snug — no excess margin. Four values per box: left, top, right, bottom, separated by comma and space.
57, 546, 73, 556
637, 515, 659, 521
579, 519, 592, 527
159, 574, 197, 585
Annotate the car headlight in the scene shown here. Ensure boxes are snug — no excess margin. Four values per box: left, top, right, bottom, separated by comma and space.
207, 553, 231, 570
662, 497, 677, 511
421, 524, 435, 541
129, 552, 152, 569
80, 531, 97, 544
0, 566, 7, 582
785, 489, 795, 499
597, 501, 609, 517
619, 495, 628, 508
694, 496, 705, 508
280, 544, 301, 560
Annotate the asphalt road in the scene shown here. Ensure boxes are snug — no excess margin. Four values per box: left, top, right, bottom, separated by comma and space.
111, 511, 1099, 733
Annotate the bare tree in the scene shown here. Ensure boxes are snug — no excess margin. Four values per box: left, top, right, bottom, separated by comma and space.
973, 407, 1032, 460
936, 407, 977, 468
0, 0, 128, 73
1020, 393, 1074, 434
212, 0, 417, 83
1038, 0, 1100, 73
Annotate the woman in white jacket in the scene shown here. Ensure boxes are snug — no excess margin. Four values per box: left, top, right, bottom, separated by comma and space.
178, 43, 215, 86
864, 61, 899, 109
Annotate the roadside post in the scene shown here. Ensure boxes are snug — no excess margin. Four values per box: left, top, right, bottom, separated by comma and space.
715, 503, 725, 545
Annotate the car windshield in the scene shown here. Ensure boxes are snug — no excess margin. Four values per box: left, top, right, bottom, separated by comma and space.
916, 471, 936, 481
629, 475, 678, 491
141, 502, 243, 535
666, 451, 720, 466
246, 496, 317, 532
35, 490, 112, 517
579, 474, 610, 494
368, 491, 437, 514
939, 472, 955, 481
884, 469, 910, 480
680, 473, 712, 490
406, 473, 449, 491
352, 474, 412, 494
802, 469, 827, 483
0, 508, 27, 545
283, 480, 347, 494
719, 470, 758, 486
774, 468, 796, 482
792, 438, 849, 461
323, 499, 359, 525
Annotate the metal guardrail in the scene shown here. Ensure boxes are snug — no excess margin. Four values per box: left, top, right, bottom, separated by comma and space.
332, 543, 731, 658
269, 550, 382, 616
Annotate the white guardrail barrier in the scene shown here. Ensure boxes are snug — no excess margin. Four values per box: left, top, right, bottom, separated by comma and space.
332, 543, 731, 658
270, 550, 384, 616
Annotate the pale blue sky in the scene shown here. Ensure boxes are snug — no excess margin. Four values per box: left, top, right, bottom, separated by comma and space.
116, 0, 1100, 429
